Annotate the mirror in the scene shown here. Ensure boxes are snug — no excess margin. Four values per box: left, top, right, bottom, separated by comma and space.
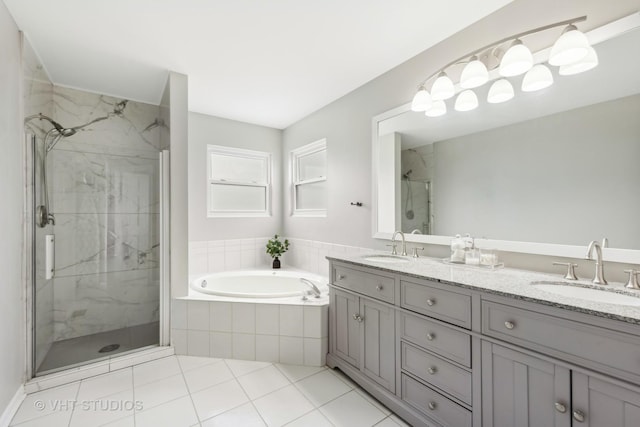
373, 16, 640, 263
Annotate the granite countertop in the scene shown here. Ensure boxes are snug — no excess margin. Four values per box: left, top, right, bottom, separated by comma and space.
327, 252, 640, 325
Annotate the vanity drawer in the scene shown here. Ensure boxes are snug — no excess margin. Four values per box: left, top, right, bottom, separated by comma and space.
401, 374, 472, 427
399, 312, 471, 367
333, 264, 395, 303
401, 342, 472, 405
482, 301, 640, 378
400, 280, 471, 328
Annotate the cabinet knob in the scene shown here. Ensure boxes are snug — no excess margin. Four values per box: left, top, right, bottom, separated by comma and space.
504, 321, 516, 330
352, 314, 363, 323
426, 299, 436, 307
554, 402, 567, 413
428, 401, 437, 411
426, 333, 435, 341
337, 274, 346, 280
428, 367, 437, 375
376, 284, 383, 291
573, 410, 585, 423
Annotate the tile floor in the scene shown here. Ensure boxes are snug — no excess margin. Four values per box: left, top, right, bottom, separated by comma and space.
11, 355, 409, 427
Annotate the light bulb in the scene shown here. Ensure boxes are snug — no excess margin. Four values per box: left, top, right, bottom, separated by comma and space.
431, 72, 455, 101
549, 24, 590, 66
559, 46, 598, 75
460, 56, 489, 89
411, 87, 432, 112
522, 64, 554, 92
425, 100, 447, 117
500, 40, 533, 77
487, 79, 514, 103
454, 90, 478, 112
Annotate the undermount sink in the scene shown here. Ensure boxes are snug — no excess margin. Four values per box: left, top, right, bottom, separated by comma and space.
531, 281, 640, 306
363, 254, 410, 264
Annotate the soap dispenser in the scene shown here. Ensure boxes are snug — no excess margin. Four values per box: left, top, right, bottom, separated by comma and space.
450, 234, 466, 263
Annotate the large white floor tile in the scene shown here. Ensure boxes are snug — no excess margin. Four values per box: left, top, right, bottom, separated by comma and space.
177, 355, 220, 373
295, 370, 351, 407
374, 417, 404, 427
237, 365, 290, 400
389, 414, 411, 426
135, 396, 199, 427
284, 410, 332, 427
225, 359, 270, 377
77, 368, 133, 401
274, 364, 325, 383
10, 411, 71, 427
252, 385, 314, 427
10, 382, 79, 425
319, 390, 386, 427
183, 360, 234, 393
103, 416, 135, 426
355, 388, 392, 416
190, 379, 249, 421
133, 356, 182, 387
69, 389, 135, 427
134, 374, 189, 410
201, 402, 265, 427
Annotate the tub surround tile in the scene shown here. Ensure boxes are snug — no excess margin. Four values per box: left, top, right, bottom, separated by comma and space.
187, 330, 210, 357
279, 337, 304, 365
279, 306, 303, 337
186, 301, 209, 330
232, 303, 255, 334
210, 332, 232, 359
171, 300, 187, 330
171, 329, 187, 355
255, 305, 279, 335
255, 335, 280, 363
232, 333, 256, 360
210, 302, 232, 332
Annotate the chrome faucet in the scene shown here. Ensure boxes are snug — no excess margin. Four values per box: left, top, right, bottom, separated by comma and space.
585, 241, 607, 285
300, 278, 322, 298
391, 231, 408, 256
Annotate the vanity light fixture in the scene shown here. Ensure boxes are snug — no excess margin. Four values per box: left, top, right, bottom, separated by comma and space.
410, 86, 432, 112
487, 79, 515, 103
412, 16, 596, 118
522, 64, 554, 92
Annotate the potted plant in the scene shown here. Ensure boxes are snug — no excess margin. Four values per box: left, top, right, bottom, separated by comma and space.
266, 234, 289, 269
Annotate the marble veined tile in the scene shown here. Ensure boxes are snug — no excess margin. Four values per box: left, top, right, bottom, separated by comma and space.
53, 268, 159, 340
53, 213, 159, 278
49, 149, 160, 214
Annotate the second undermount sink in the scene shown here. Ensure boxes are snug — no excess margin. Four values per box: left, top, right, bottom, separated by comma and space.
363, 254, 410, 264
531, 281, 640, 306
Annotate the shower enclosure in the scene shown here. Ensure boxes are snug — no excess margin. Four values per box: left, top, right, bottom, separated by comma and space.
25, 85, 168, 376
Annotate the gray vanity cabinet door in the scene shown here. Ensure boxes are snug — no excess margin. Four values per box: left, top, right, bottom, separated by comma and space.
332, 288, 360, 367
361, 297, 395, 393
482, 341, 571, 427
572, 372, 640, 427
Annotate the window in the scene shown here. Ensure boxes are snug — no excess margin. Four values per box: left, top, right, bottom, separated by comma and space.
207, 145, 271, 217
291, 139, 327, 217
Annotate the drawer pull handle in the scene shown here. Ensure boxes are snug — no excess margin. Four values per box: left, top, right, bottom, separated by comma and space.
504, 321, 516, 330
428, 401, 437, 411
376, 284, 383, 291
573, 410, 585, 423
337, 274, 346, 280
426, 333, 435, 341
428, 367, 437, 375
426, 299, 436, 307
352, 314, 364, 323
555, 402, 567, 413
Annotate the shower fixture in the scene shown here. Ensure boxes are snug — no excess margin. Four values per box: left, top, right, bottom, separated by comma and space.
24, 101, 129, 227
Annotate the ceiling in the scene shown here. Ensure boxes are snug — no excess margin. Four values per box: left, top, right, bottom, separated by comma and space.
4, 0, 514, 129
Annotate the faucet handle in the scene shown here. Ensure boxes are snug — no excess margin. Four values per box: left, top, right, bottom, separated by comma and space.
411, 247, 425, 258
386, 243, 397, 255
553, 262, 579, 280
624, 270, 640, 289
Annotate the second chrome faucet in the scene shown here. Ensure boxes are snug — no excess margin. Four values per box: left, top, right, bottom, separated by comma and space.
586, 240, 607, 285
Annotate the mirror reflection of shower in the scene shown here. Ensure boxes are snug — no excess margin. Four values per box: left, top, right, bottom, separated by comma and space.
401, 147, 433, 235
24, 101, 129, 228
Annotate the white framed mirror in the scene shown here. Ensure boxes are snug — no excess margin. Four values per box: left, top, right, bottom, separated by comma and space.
372, 13, 640, 264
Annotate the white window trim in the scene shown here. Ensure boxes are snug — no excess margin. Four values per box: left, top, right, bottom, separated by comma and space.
207, 144, 272, 218
290, 138, 327, 217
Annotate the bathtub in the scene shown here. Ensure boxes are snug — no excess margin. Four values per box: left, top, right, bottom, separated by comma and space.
190, 269, 328, 300
177, 269, 329, 366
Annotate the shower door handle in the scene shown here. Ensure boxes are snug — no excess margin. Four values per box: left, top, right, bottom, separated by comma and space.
45, 235, 55, 280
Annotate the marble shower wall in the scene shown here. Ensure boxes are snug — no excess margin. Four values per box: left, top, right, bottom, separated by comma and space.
49, 86, 162, 341
23, 37, 55, 369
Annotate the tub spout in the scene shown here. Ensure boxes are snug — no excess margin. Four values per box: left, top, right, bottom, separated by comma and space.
300, 278, 322, 298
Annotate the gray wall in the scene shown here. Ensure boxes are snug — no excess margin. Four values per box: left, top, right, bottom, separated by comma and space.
282, 0, 640, 270
0, 0, 26, 416
188, 112, 283, 241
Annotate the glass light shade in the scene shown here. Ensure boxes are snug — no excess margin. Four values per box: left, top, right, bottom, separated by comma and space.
487, 79, 515, 103
411, 87, 432, 112
549, 25, 590, 66
431, 72, 455, 101
522, 64, 554, 92
425, 100, 447, 117
499, 40, 533, 77
460, 57, 489, 89
559, 46, 598, 75
454, 90, 479, 112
